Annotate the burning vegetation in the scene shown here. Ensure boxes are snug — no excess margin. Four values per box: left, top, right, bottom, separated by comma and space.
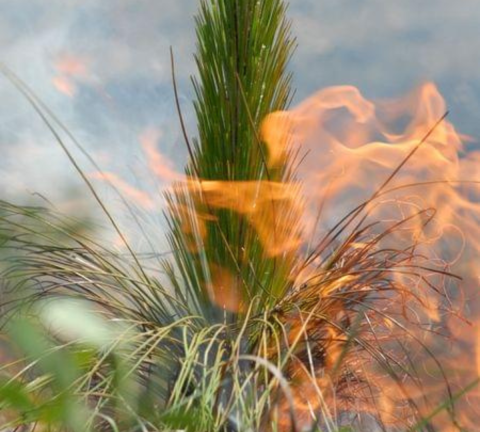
0, 0, 479, 431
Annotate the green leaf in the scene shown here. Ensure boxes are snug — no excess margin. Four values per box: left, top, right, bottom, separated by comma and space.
0, 377, 34, 412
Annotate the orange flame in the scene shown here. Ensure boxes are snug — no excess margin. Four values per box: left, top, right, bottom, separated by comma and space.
139, 128, 184, 182
174, 179, 304, 256
52, 54, 90, 97
261, 82, 480, 430
90, 171, 155, 210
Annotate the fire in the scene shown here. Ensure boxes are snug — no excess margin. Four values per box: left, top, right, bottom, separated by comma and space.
92, 81, 479, 429
174, 179, 304, 256
140, 128, 184, 182
93, 128, 304, 257
52, 54, 90, 97
90, 171, 155, 210
261, 82, 480, 430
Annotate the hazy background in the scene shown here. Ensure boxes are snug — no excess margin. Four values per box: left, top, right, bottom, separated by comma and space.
1, 0, 479, 234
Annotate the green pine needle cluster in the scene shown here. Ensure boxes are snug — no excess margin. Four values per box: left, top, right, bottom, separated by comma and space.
167, 0, 298, 323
